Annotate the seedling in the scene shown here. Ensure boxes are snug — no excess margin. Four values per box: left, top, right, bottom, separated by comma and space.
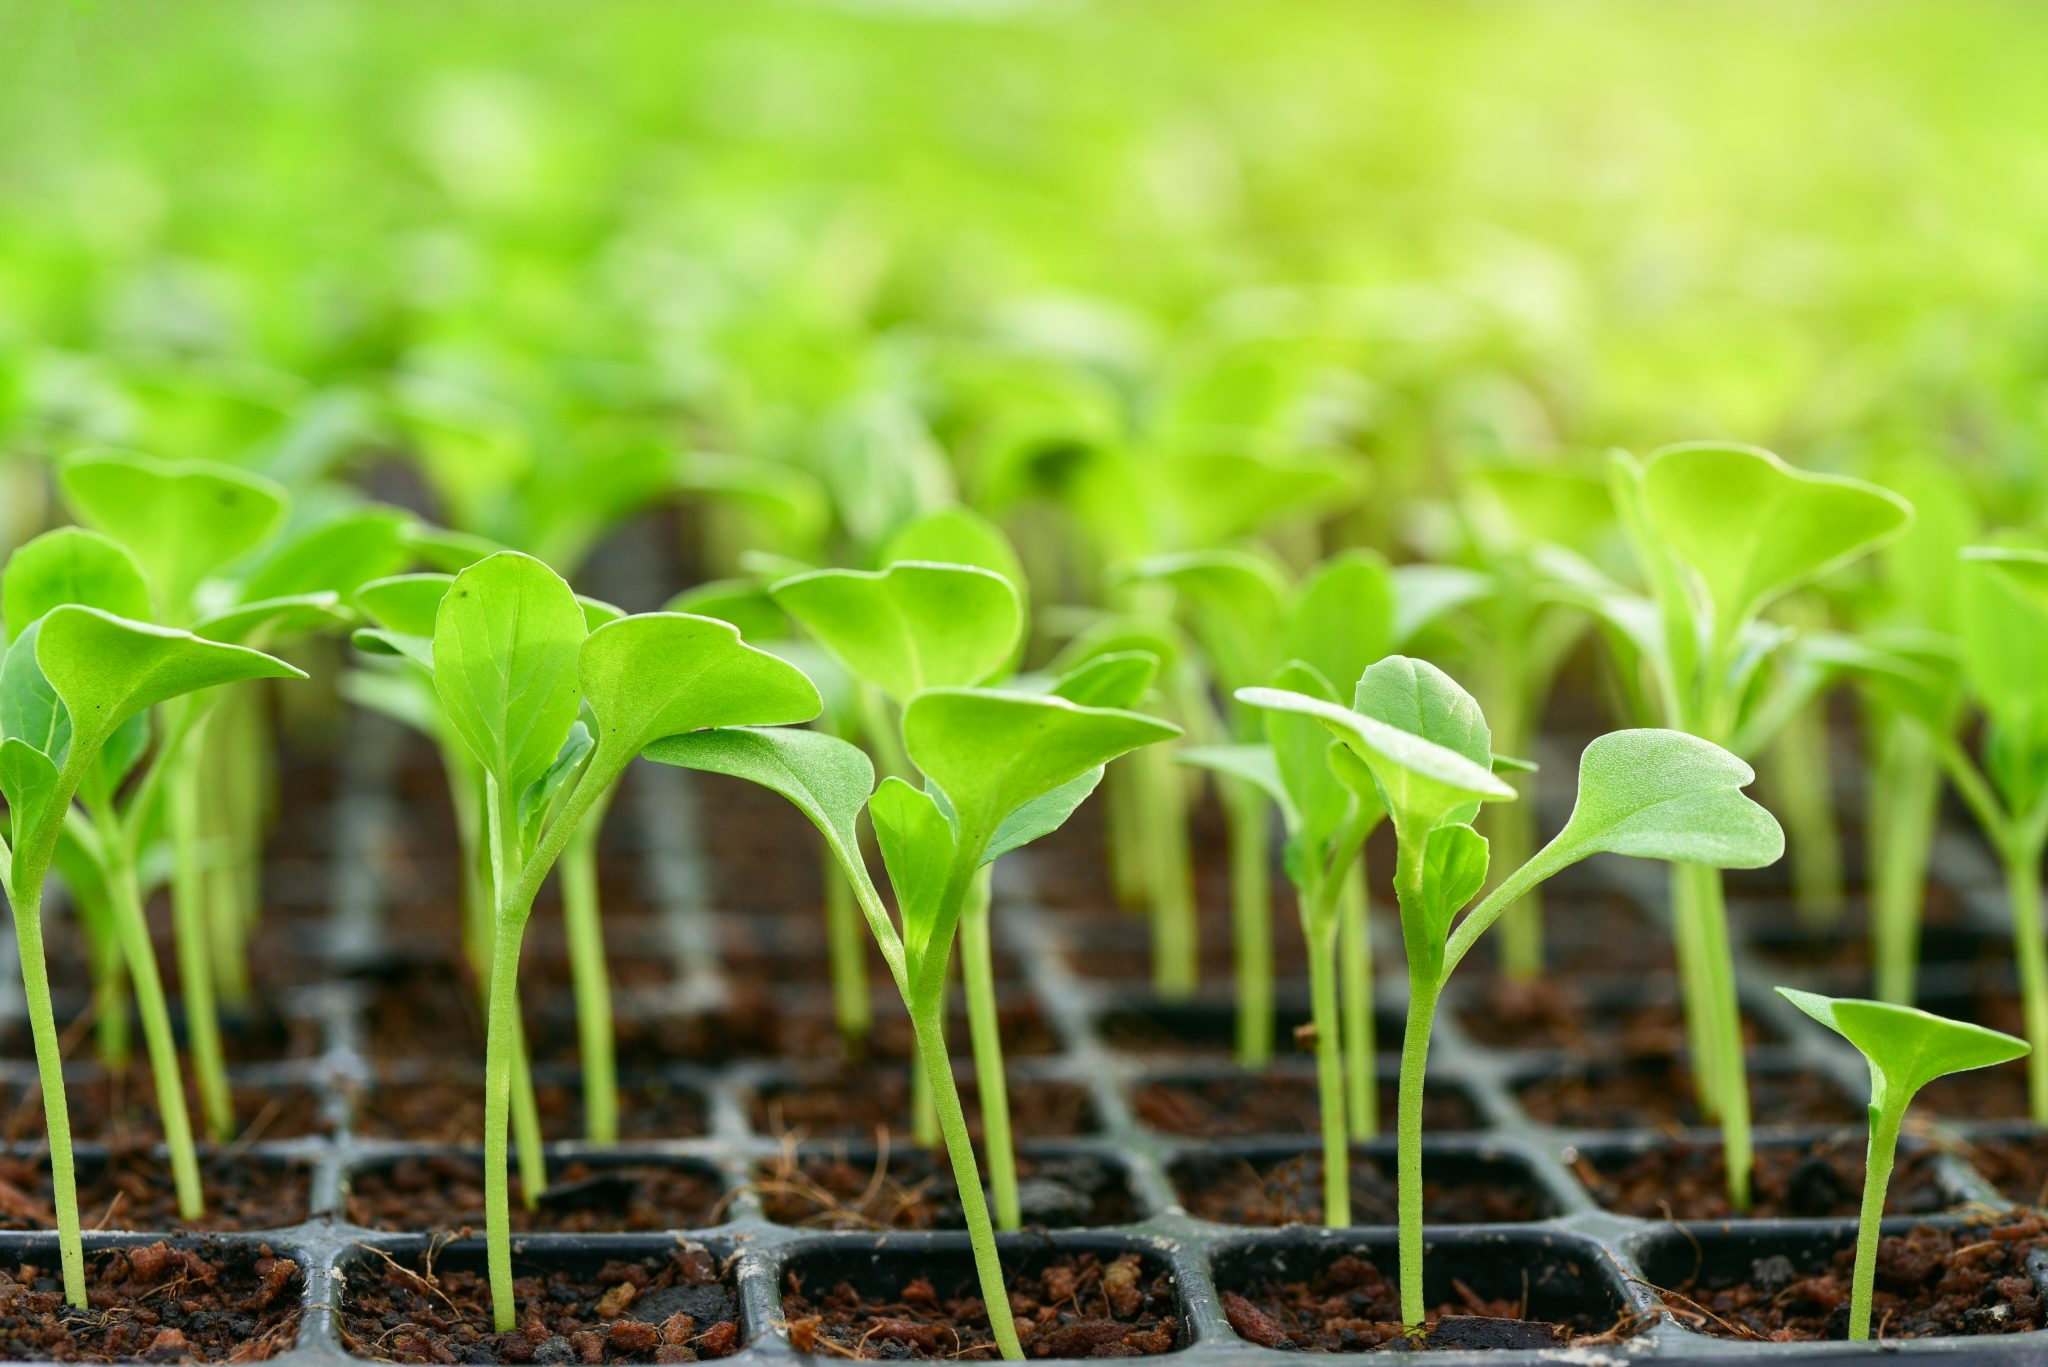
1777, 988, 2028, 1341
1244, 656, 1780, 1326
0, 586, 302, 1307
649, 683, 1177, 1360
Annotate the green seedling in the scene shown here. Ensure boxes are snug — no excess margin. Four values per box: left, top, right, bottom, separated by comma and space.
0, 591, 302, 1307
650, 684, 1177, 1360
1567, 443, 1909, 1208
1777, 988, 2028, 1341
1244, 655, 1779, 1327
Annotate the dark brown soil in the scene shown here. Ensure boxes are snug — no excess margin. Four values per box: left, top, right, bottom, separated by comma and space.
1919, 1048, 2032, 1120
1096, 1002, 1325, 1057
1131, 1074, 1480, 1137
339, 1243, 742, 1363
728, 991, 1061, 1063
1575, 1140, 1955, 1220
0, 1151, 310, 1233
782, 1251, 1181, 1359
1170, 1150, 1551, 1226
1456, 977, 1773, 1056
0, 1240, 303, 1361
1454, 893, 1671, 977
1657, 1209, 2048, 1340
754, 1150, 1134, 1229
1958, 1135, 2048, 1207
699, 779, 828, 918
1221, 1253, 1641, 1352
1513, 1060, 1857, 1131
345, 1156, 725, 1233
352, 1073, 707, 1143
0, 1076, 328, 1145
747, 1070, 1096, 1141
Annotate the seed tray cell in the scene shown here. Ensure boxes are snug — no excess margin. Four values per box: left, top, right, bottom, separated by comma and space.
0, 718, 2042, 1364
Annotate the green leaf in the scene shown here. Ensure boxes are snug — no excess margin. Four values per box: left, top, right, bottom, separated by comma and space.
59, 450, 289, 616
902, 687, 1179, 852
1419, 821, 1489, 947
982, 768, 1103, 866
772, 561, 1020, 705
1389, 565, 1490, 647
1179, 744, 1291, 823
578, 613, 821, 772
676, 451, 832, 561
1547, 728, 1783, 869
1285, 551, 1394, 698
432, 551, 587, 794
1955, 549, 2048, 735
1049, 651, 1158, 709
0, 622, 67, 758
36, 606, 306, 755
238, 505, 416, 603
579, 596, 627, 632
1640, 443, 1912, 630
1777, 987, 2028, 1112
3, 528, 153, 641
871, 775, 957, 968
1352, 656, 1509, 831
665, 579, 787, 644
1263, 661, 1354, 847
0, 737, 59, 839
1122, 549, 1287, 692
358, 574, 455, 637
195, 592, 347, 646
521, 720, 593, 839
881, 505, 1027, 596
642, 726, 875, 866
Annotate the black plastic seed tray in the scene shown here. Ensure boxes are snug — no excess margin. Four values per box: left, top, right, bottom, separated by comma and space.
0, 712, 2044, 1366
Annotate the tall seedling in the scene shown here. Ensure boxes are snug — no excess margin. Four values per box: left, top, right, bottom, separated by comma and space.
1246, 656, 1779, 1326
650, 684, 1177, 1360
0, 587, 302, 1305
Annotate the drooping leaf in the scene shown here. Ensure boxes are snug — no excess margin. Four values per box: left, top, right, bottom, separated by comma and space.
1285, 551, 1395, 698
1641, 443, 1912, 629
643, 726, 875, 868
902, 688, 1179, 850
578, 613, 821, 774
358, 574, 455, 637
1545, 729, 1784, 869
431, 551, 587, 794
36, 606, 306, 753
3, 528, 153, 641
772, 561, 1020, 705
59, 450, 289, 616
1778, 987, 2028, 1112
1389, 565, 1490, 647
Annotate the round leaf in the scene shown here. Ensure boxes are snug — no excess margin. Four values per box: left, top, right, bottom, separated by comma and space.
3, 528, 153, 641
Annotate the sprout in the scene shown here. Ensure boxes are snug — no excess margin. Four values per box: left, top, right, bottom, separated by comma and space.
1777, 988, 2028, 1341
1245, 657, 1780, 1328
650, 686, 1177, 1361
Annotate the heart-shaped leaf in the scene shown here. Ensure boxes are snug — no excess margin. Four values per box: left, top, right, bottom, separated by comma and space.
1778, 987, 2028, 1112
36, 605, 305, 755
902, 688, 1179, 852
1641, 443, 1912, 629
432, 552, 586, 795
1547, 729, 1784, 868
578, 613, 821, 777
1285, 551, 1394, 699
3, 528, 153, 641
59, 450, 289, 617
772, 561, 1020, 705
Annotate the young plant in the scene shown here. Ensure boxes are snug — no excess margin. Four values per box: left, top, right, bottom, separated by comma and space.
0, 594, 303, 1306
1776, 988, 2028, 1341
1244, 656, 1780, 1327
649, 684, 1177, 1360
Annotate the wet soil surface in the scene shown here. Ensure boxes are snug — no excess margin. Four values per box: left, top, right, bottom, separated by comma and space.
1221, 1253, 1642, 1353
1170, 1150, 1552, 1226
755, 1150, 1135, 1230
0, 1077, 328, 1145
0, 1150, 311, 1233
1456, 977, 1773, 1056
782, 1251, 1182, 1359
346, 1156, 725, 1233
747, 1070, 1096, 1141
1575, 1140, 1956, 1220
1657, 1209, 2048, 1340
1132, 1074, 1479, 1138
1513, 1060, 1857, 1131
340, 1243, 742, 1363
0, 1241, 303, 1361
352, 1073, 706, 1143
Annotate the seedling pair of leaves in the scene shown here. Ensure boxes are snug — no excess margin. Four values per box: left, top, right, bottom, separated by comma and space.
1779, 989, 2027, 1341
356, 549, 823, 1333
1240, 654, 1781, 1327
1552, 442, 1910, 1209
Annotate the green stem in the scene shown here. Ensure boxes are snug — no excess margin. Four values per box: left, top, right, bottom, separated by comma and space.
1671, 861, 1723, 1119
169, 754, 235, 1141
1339, 860, 1376, 1139
1871, 717, 1938, 1005
1684, 861, 1752, 1209
482, 912, 526, 1333
1396, 973, 1440, 1327
1847, 1104, 1903, 1342
79, 895, 131, 1067
959, 871, 1018, 1230
911, 1005, 1023, 1360
2003, 842, 2048, 1124
1302, 875, 1348, 1226
1488, 785, 1543, 980
1106, 759, 1147, 912
9, 880, 86, 1306
1772, 701, 1845, 929
97, 808, 204, 1219
1225, 784, 1273, 1067
911, 1046, 939, 1147
560, 822, 617, 1144
823, 849, 872, 1053
1142, 745, 1196, 998
508, 1012, 546, 1203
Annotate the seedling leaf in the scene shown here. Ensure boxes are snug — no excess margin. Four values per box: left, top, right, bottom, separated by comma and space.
1049, 651, 1158, 709
59, 450, 288, 615
1179, 744, 1291, 822
1549, 729, 1783, 868
871, 775, 956, 967
772, 562, 1020, 705
432, 552, 586, 794
1285, 551, 1394, 696
1420, 822, 1489, 946
579, 613, 821, 769
982, 768, 1104, 866
1777, 987, 2028, 1108
3, 529, 152, 641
